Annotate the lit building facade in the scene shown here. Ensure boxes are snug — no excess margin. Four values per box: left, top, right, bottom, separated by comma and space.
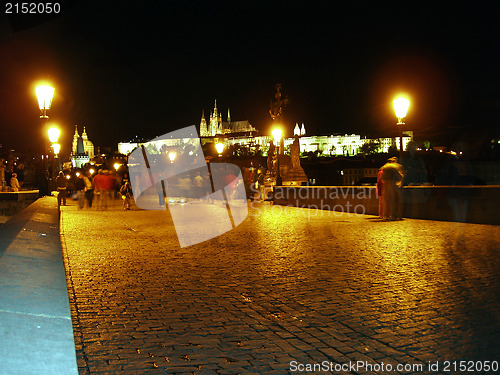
118, 101, 412, 157
71, 125, 95, 168
223, 132, 413, 156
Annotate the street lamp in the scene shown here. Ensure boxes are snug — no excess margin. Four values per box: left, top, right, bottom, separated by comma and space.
52, 143, 61, 155
272, 128, 283, 186
36, 84, 55, 196
168, 152, 176, 163
36, 85, 55, 119
215, 142, 224, 157
48, 126, 60, 143
393, 97, 409, 161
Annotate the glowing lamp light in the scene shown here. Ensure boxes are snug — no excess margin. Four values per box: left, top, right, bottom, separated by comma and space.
36, 85, 55, 111
52, 143, 61, 155
215, 142, 224, 155
89, 168, 95, 175
114, 163, 121, 171
48, 127, 60, 143
168, 152, 176, 163
272, 128, 283, 143
393, 98, 410, 121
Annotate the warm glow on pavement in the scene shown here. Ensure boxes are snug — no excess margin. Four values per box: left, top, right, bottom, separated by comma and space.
60, 200, 500, 373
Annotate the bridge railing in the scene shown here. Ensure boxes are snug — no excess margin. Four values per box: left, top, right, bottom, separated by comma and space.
273, 185, 500, 225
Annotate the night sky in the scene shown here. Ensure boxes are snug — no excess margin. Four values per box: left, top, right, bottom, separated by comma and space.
1, 1, 499, 156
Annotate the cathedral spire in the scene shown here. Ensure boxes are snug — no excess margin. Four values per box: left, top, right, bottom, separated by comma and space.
294, 123, 300, 136
227, 108, 231, 123
200, 110, 208, 137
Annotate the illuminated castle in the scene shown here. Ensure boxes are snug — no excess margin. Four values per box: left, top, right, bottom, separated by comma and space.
200, 100, 257, 137
118, 99, 412, 156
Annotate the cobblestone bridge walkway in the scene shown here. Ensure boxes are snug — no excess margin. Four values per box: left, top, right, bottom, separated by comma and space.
60, 199, 500, 374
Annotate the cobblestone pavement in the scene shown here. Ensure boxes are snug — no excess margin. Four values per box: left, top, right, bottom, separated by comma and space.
59, 198, 500, 374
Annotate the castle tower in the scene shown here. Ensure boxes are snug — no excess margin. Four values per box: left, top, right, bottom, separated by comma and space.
227, 108, 231, 124
72, 125, 79, 154
301, 123, 306, 136
294, 123, 300, 136
200, 110, 208, 137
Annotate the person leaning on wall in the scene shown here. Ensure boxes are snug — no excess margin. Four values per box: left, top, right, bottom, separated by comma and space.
380, 157, 405, 220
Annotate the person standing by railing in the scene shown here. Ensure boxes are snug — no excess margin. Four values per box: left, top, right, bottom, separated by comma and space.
381, 157, 404, 220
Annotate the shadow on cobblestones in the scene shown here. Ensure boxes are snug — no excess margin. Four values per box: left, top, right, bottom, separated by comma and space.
60, 198, 500, 374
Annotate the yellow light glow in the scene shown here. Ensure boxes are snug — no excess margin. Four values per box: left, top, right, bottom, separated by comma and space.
114, 163, 121, 171
52, 143, 61, 155
66, 175, 71, 180
36, 85, 55, 110
48, 127, 60, 143
215, 143, 224, 154
168, 152, 176, 162
272, 128, 283, 143
75, 172, 80, 177
393, 97, 410, 119
89, 168, 95, 175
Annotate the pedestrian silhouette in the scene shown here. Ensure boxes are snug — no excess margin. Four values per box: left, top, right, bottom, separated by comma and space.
380, 157, 404, 220
56, 171, 67, 206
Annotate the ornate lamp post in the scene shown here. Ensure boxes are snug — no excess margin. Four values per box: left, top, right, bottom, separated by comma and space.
48, 126, 60, 188
272, 128, 283, 186
269, 84, 288, 188
393, 97, 409, 161
52, 143, 61, 173
36, 84, 55, 196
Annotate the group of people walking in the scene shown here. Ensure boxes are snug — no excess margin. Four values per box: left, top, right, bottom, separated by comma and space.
56, 169, 133, 211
